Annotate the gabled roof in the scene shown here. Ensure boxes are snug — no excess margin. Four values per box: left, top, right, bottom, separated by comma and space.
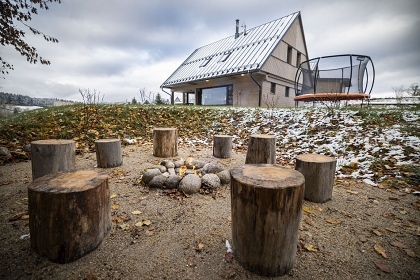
161, 12, 301, 88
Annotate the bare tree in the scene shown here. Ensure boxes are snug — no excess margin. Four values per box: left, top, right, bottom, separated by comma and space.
138, 88, 155, 104
392, 85, 405, 105
406, 83, 419, 97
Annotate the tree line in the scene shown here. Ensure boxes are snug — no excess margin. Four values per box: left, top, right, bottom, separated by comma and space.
0, 92, 75, 107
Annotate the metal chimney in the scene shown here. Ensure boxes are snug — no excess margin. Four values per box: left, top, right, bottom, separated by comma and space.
235, 19, 239, 39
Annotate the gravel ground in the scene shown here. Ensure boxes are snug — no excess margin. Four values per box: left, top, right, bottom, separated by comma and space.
0, 144, 419, 280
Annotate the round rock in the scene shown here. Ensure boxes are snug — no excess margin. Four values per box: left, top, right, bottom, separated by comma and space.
203, 163, 223, 174
142, 168, 162, 185
166, 175, 181, 189
201, 174, 221, 189
178, 174, 202, 194
217, 170, 231, 185
148, 174, 167, 189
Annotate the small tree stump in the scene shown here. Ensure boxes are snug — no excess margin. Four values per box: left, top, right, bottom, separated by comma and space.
245, 134, 276, 164
95, 138, 123, 168
230, 164, 305, 277
213, 135, 232, 158
28, 170, 111, 264
153, 127, 178, 157
295, 153, 337, 203
31, 139, 76, 180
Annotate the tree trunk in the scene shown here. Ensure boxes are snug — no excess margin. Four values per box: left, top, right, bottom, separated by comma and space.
28, 170, 111, 264
213, 135, 232, 158
230, 164, 305, 277
245, 134, 276, 164
95, 138, 123, 168
153, 128, 178, 157
31, 139, 76, 180
295, 153, 337, 203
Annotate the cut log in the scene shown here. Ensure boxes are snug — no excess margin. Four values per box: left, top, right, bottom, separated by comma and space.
245, 134, 276, 164
153, 127, 178, 157
295, 153, 337, 203
230, 164, 305, 277
28, 170, 111, 263
31, 139, 76, 180
213, 135, 232, 158
95, 138, 123, 168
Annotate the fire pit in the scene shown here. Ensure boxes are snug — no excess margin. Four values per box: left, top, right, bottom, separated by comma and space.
141, 157, 230, 194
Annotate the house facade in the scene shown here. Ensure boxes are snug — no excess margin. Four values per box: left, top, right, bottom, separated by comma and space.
161, 12, 308, 107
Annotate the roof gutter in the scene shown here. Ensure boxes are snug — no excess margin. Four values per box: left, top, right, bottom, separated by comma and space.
160, 86, 174, 105
249, 71, 262, 107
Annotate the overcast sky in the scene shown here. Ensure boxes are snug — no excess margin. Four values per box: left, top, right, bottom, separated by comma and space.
1, 0, 419, 103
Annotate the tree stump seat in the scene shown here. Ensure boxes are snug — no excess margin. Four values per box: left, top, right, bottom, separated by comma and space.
295, 153, 337, 203
245, 134, 276, 164
153, 127, 178, 157
31, 139, 76, 180
95, 138, 123, 168
230, 164, 305, 277
28, 170, 111, 263
213, 135, 232, 158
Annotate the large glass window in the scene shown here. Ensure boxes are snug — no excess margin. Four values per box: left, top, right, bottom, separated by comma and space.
199, 85, 233, 106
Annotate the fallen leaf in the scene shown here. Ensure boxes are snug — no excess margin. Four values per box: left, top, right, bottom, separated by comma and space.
196, 242, 205, 252
374, 261, 391, 273
372, 229, 382, 236
302, 207, 314, 214
385, 228, 398, 233
118, 223, 130, 230
304, 218, 315, 226
142, 219, 152, 226
111, 204, 120, 210
326, 219, 340, 225
20, 215, 30, 220
303, 243, 318, 252
312, 205, 323, 211
110, 193, 118, 199
346, 189, 359, 194
135, 221, 144, 228
131, 210, 142, 215
390, 240, 408, 249
374, 244, 388, 259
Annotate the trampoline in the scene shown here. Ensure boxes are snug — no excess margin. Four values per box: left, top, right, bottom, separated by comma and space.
294, 54, 375, 103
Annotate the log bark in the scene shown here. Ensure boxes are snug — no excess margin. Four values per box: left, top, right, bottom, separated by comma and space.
28, 170, 111, 263
295, 153, 337, 203
230, 164, 305, 277
213, 135, 232, 158
153, 128, 178, 157
95, 138, 123, 168
245, 134, 276, 164
31, 139, 76, 180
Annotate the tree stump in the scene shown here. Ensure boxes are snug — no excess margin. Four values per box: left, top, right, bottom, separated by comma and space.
28, 170, 111, 264
245, 134, 276, 164
295, 153, 337, 203
153, 127, 178, 157
31, 139, 76, 180
95, 138, 123, 168
213, 135, 232, 158
230, 164, 305, 277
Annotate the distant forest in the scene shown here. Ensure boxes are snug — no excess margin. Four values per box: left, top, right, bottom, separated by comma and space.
0, 92, 76, 107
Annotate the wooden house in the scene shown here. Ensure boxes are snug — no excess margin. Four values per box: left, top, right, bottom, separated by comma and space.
161, 11, 308, 107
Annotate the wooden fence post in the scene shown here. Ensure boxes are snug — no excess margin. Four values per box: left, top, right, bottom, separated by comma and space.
153, 127, 178, 157
245, 134, 276, 164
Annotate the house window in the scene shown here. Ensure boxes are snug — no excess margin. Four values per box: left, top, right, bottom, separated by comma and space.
287, 45, 293, 64
270, 82, 276, 95
219, 51, 232, 62
285, 86, 290, 98
296, 52, 301, 67
200, 57, 212, 67
199, 85, 233, 105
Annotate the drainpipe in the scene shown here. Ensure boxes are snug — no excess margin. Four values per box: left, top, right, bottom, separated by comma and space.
249, 71, 262, 107
160, 87, 173, 105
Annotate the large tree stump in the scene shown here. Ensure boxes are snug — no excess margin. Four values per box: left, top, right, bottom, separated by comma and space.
230, 164, 305, 277
295, 153, 337, 203
31, 139, 76, 180
245, 134, 276, 164
213, 135, 232, 158
153, 127, 178, 157
28, 170, 111, 264
95, 138, 123, 168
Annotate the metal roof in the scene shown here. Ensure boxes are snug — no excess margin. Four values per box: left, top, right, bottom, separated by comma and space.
161, 12, 300, 88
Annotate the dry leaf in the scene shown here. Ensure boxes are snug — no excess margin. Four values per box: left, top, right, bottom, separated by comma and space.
302, 207, 314, 214
374, 261, 391, 273
374, 244, 388, 259
385, 228, 398, 233
110, 193, 118, 199
131, 210, 142, 215
304, 243, 318, 252
142, 219, 152, 226
372, 229, 382, 236
326, 219, 340, 225
20, 214, 30, 220
312, 205, 323, 211
390, 240, 408, 249
346, 189, 359, 194
135, 221, 144, 228
111, 204, 120, 210
304, 219, 315, 226
196, 242, 205, 252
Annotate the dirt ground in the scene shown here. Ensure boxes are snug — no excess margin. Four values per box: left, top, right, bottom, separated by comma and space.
0, 144, 419, 280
